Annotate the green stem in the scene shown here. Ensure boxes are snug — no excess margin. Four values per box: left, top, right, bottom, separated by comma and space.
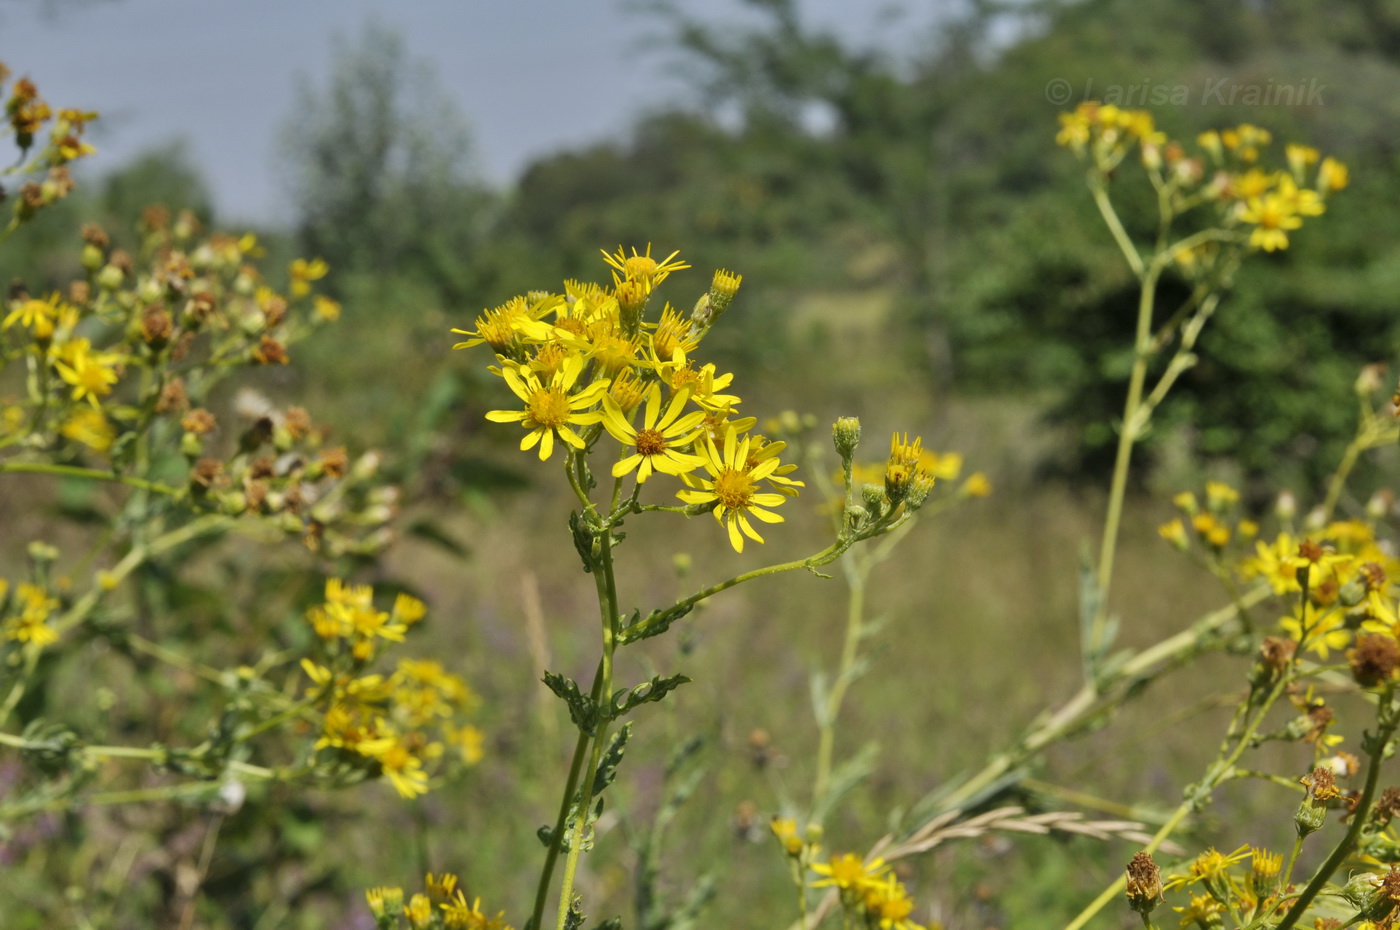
0, 461, 180, 496
812, 555, 867, 806
529, 658, 604, 930
1090, 180, 1145, 278
624, 540, 851, 642
1272, 716, 1397, 930
554, 531, 620, 930
1090, 260, 1162, 662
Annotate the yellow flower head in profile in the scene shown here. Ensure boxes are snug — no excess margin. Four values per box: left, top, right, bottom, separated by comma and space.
601, 243, 690, 291
486, 355, 609, 461
600, 383, 706, 482
678, 427, 794, 552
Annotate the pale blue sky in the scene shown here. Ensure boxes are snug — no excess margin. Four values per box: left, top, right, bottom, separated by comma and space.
1, 0, 931, 225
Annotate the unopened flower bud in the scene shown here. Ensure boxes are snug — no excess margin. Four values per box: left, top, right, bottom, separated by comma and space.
95, 263, 124, 291
832, 417, 861, 463
80, 242, 104, 271
1275, 491, 1297, 521
1342, 871, 1383, 911
861, 482, 886, 514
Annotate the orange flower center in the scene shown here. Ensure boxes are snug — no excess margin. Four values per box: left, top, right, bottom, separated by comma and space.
527, 387, 572, 428
713, 468, 755, 510
635, 428, 667, 456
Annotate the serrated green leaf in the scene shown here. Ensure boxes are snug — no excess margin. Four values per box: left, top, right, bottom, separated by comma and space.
543, 671, 598, 734
607, 674, 690, 720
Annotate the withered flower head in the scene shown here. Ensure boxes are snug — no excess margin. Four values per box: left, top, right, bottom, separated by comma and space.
156, 377, 188, 414
1124, 851, 1163, 916
252, 335, 288, 365
190, 458, 223, 489
284, 406, 313, 440
318, 447, 348, 479
1302, 766, 1340, 801
80, 223, 108, 248
140, 304, 173, 347
180, 408, 217, 435
1349, 633, 1400, 688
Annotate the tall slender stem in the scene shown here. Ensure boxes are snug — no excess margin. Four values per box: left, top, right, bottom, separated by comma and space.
529, 658, 604, 930
812, 555, 866, 806
1091, 261, 1161, 662
553, 530, 620, 930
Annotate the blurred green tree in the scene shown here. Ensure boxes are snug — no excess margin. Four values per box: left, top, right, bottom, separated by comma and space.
278, 20, 495, 304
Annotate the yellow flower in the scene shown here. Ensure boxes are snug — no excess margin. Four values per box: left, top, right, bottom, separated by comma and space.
646, 304, 701, 365
8, 583, 60, 647
1173, 891, 1224, 928
1318, 156, 1349, 193
811, 852, 889, 891
485, 355, 609, 461
405, 892, 433, 929
1239, 193, 1302, 252
59, 407, 115, 453
1159, 518, 1189, 550
2, 293, 63, 333
53, 338, 122, 407
1056, 107, 1092, 152
452, 294, 560, 357
361, 735, 434, 798
600, 383, 706, 482
657, 350, 741, 410
677, 427, 793, 552
962, 472, 992, 497
365, 886, 403, 920
1239, 533, 1302, 594
770, 817, 806, 857
1280, 606, 1350, 660
288, 257, 328, 297
863, 875, 924, 930
601, 243, 689, 290
313, 295, 341, 321
445, 723, 484, 765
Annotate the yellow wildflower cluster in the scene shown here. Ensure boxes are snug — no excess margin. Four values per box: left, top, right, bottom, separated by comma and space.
366, 872, 513, 930
301, 580, 481, 798
845, 436, 989, 514
453, 245, 805, 552
1131, 837, 1400, 930
0, 578, 60, 650
1235, 518, 1400, 671
1, 60, 97, 227
810, 851, 926, 930
1056, 102, 1346, 255
0, 210, 391, 555
1158, 482, 1258, 556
